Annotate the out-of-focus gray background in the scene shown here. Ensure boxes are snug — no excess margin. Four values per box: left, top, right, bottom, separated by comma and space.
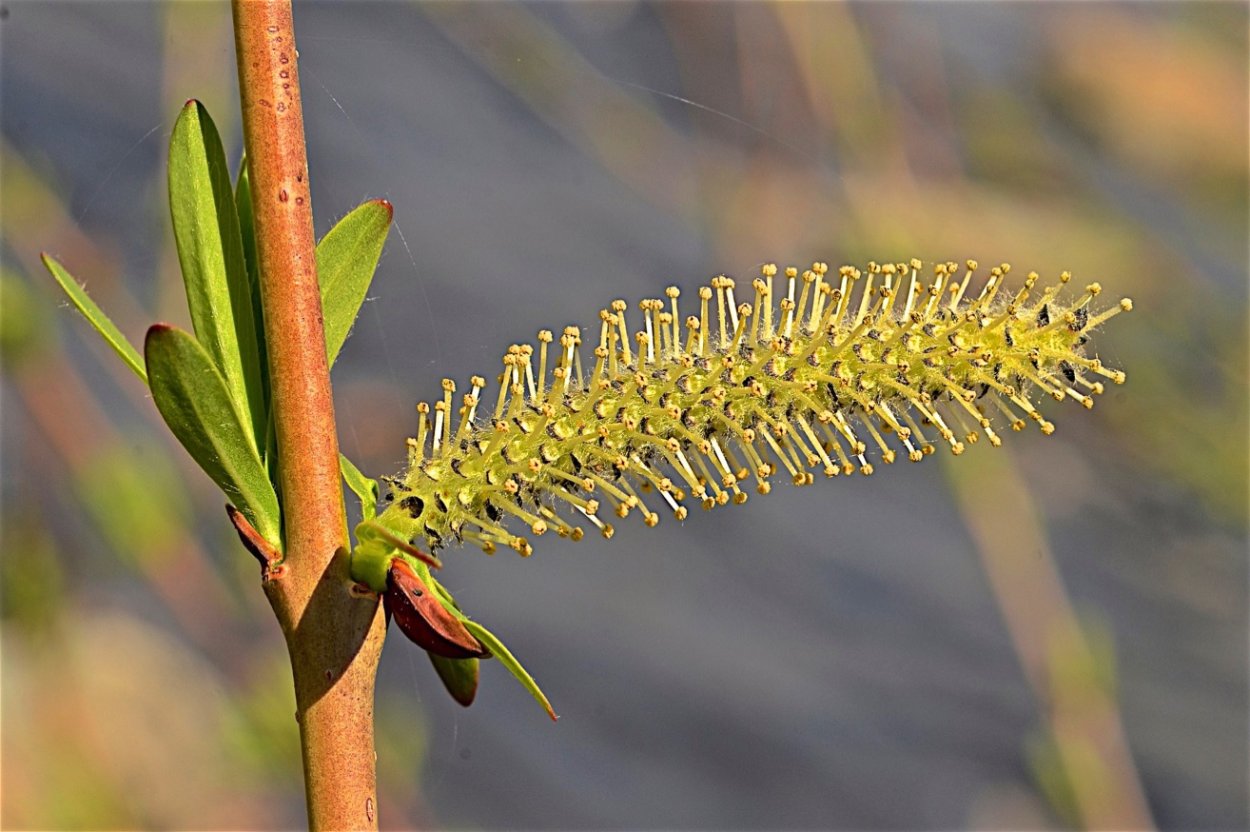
2, 2, 1246, 829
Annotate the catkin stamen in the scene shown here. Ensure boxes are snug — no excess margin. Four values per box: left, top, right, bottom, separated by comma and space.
413, 402, 431, 465
761, 264, 776, 339
714, 277, 728, 347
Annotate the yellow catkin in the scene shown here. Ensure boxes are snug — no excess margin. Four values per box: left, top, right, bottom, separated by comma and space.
373, 260, 1130, 557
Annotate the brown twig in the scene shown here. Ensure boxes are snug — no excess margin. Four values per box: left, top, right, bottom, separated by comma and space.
231, 3, 386, 829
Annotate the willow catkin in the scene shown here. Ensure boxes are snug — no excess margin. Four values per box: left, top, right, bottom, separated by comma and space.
368, 259, 1130, 558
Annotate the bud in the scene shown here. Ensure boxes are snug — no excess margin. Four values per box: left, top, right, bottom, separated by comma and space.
384, 558, 488, 660
428, 654, 480, 707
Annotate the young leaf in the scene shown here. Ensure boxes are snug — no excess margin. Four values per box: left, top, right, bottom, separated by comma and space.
461, 618, 557, 721
168, 100, 266, 450
41, 253, 147, 383
145, 323, 281, 546
316, 199, 392, 364
234, 155, 260, 298
339, 452, 379, 521
234, 154, 271, 437
428, 654, 480, 708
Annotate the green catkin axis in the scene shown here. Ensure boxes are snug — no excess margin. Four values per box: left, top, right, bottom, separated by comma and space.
365, 259, 1132, 560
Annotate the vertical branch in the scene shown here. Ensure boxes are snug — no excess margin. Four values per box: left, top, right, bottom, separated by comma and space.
231, 3, 386, 830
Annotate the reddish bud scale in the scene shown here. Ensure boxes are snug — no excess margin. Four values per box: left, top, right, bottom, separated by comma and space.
385, 559, 489, 659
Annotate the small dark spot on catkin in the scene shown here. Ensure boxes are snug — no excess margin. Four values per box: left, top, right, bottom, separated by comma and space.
400, 495, 424, 518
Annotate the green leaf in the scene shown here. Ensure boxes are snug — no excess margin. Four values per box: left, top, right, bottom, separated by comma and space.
428, 654, 480, 708
234, 155, 273, 472
41, 253, 147, 383
316, 199, 392, 364
145, 323, 281, 546
168, 100, 266, 450
461, 619, 557, 721
340, 453, 379, 521
234, 155, 260, 299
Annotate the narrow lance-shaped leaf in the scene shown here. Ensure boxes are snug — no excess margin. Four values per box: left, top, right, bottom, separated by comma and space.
461, 618, 558, 722
234, 155, 260, 303
316, 199, 392, 364
340, 452, 379, 521
41, 253, 147, 383
233, 154, 271, 468
145, 323, 281, 547
168, 100, 266, 450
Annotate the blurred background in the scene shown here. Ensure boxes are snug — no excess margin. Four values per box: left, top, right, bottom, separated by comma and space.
2, 2, 1246, 829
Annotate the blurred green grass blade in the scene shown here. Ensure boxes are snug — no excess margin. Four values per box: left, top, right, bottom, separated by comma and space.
145, 323, 281, 547
339, 452, 379, 521
460, 619, 557, 721
168, 100, 266, 450
41, 253, 147, 383
76, 443, 191, 568
428, 654, 480, 708
316, 199, 392, 364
